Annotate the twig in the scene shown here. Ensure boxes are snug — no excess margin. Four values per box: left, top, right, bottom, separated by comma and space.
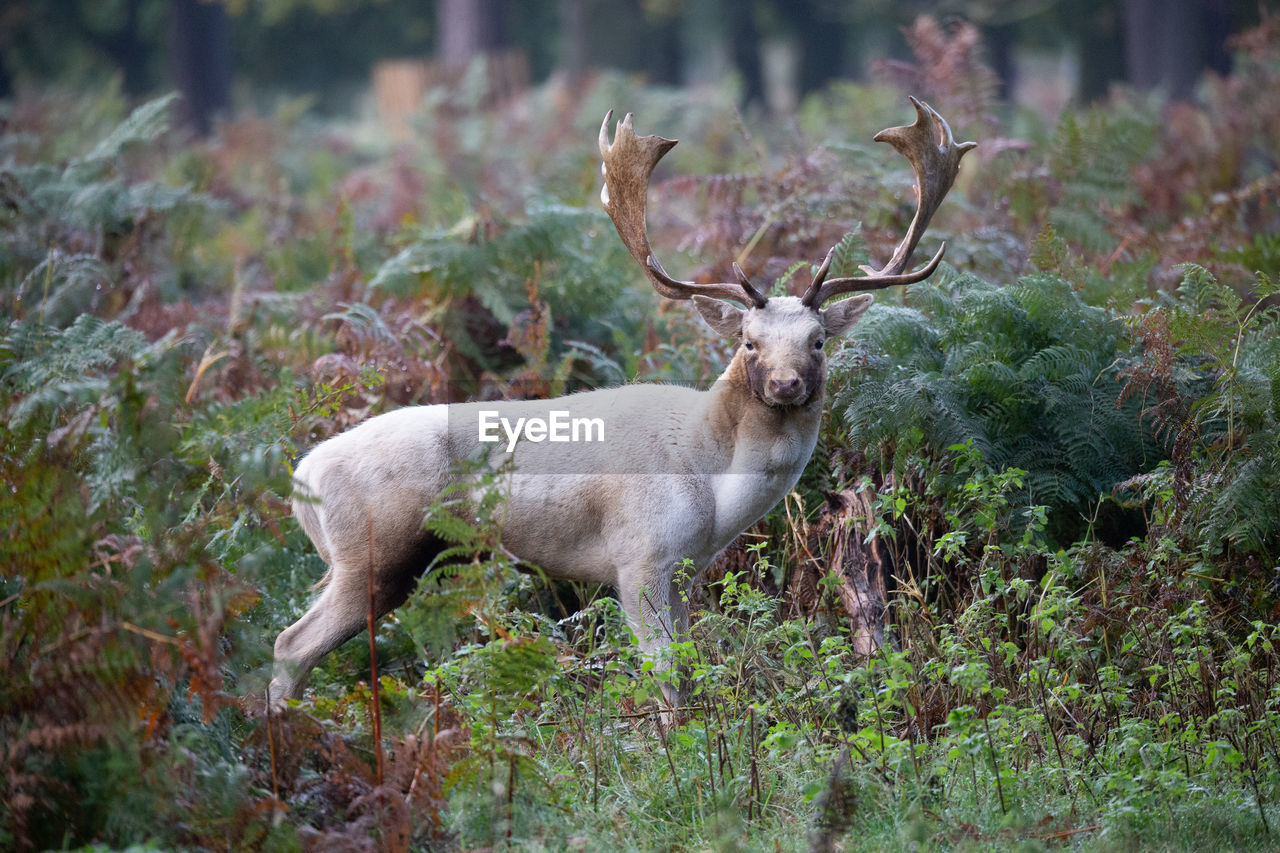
748, 706, 759, 822
1248, 768, 1271, 838
704, 703, 717, 797
1034, 824, 1101, 840
714, 699, 734, 777
982, 713, 1007, 814
120, 621, 180, 645
367, 518, 384, 786
657, 709, 685, 806
506, 753, 516, 841
1035, 657, 1080, 810
592, 676, 600, 814
264, 684, 280, 802
538, 704, 705, 725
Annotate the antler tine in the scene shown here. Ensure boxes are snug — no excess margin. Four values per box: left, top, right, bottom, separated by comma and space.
600, 111, 767, 308
802, 97, 975, 307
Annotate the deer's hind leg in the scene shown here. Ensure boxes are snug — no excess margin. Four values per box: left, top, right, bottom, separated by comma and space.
269, 533, 445, 705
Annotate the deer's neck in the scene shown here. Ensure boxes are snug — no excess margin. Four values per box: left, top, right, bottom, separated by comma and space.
689, 351, 824, 547
701, 351, 824, 469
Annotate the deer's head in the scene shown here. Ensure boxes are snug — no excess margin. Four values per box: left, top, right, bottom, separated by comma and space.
599, 101, 975, 408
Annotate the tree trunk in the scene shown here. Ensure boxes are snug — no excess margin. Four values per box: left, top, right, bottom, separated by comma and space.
726, 6, 763, 107
797, 488, 889, 658
1122, 0, 1200, 99
1076, 6, 1125, 102
169, 0, 231, 137
794, 2, 848, 96
678, 0, 730, 87
558, 0, 588, 79
985, 23, 1016, 102
93, 0, 151, 96
438, 0, 507, 70
0, 42, 11, 100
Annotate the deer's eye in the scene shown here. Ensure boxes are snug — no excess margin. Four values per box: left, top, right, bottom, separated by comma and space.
814, 339, 825, 350
743, 340, 755, 351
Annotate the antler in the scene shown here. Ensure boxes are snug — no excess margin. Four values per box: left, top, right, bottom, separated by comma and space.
599, 111, 767, 308
801, 97, 976, 308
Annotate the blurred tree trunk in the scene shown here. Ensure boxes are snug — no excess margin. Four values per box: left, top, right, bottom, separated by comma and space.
1122, 0, 1200, 99
0, 43, 11, 100
558, 0, 588, 79
438, 0, 507, 69
641, 10, 681, 86
169, 0, 231, 136
726, 7, 763, 107
1200, 0, 1234, 76
1077, 2, 1126, 101
794, 1, 848, 95
1072, 0, 1240, 101
678, 0, 730, 87
91, 0, 151, 96
985, 23, 1015, 101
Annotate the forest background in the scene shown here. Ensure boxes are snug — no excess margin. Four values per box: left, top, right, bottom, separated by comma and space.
3, 1, 1280, 850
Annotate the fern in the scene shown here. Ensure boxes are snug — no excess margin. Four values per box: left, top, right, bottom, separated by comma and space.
824, 225, 870, 279
14, 251, 108, 327
1199, 437, 1280, 557
770, 260, 811, 297
1225, 232, 1280, 279
1045, 102, 1159, 254
830, 270, 1159, 542
0, 318, 269, 849
324, 301, 401, 349
80, 93, 179, 163
3, 314, 157, 426
1158, 268, 1280, 558
1, 93, 218, 326
368, 200, 643, 379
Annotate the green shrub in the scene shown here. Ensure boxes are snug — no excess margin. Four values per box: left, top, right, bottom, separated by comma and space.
829, 269, 1159, 544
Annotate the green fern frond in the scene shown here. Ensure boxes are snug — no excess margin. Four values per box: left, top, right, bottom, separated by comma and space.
825, 224, 869, 279
3, 315, 154, 425
564, 339, 628, 385
830, 269, 1160, 542
1044, 100, 1158, 254
1198, 443, 1280, 559
1019, 344, 1101, 383
368, 201, 642, 380
323, 302, 400, 348
80, 93, 179, 165
771, 260, 811, 297
1175, 263, 1242, 316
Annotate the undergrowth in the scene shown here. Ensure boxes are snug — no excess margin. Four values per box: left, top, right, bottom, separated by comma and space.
2, 14, 1279, 852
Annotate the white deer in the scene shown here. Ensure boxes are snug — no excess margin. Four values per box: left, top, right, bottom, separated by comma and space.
269, 99, 974, 706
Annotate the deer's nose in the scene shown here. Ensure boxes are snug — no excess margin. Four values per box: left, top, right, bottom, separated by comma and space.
768, 374, 802, 401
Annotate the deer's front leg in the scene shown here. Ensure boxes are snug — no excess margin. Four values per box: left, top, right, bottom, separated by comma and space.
620, 563, 692, 713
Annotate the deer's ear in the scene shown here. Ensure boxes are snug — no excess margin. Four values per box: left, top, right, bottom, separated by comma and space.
692, 296, 745, 338
821, 294, 874, 338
